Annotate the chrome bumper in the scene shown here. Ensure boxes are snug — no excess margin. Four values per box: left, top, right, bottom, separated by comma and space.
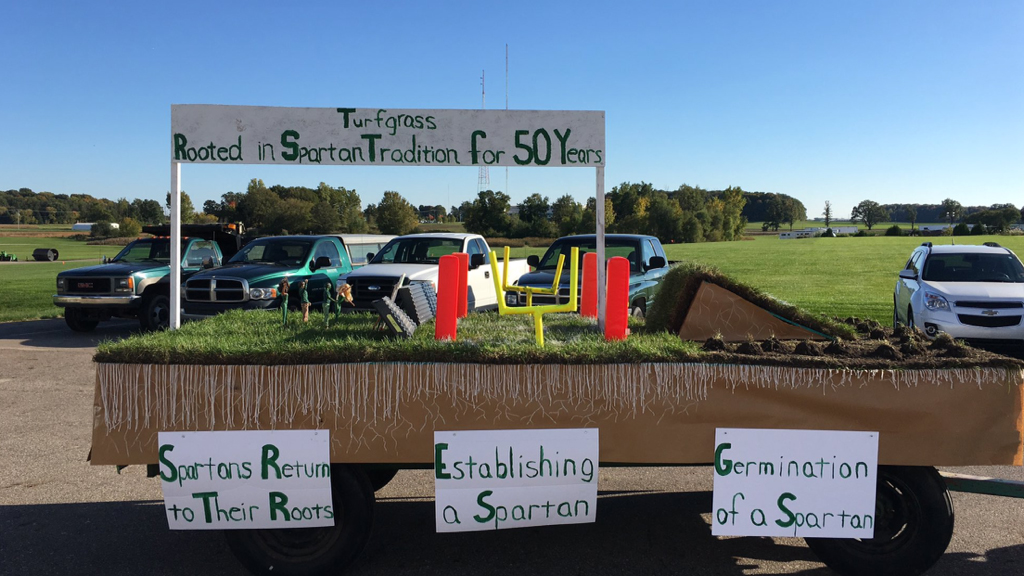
53, 294, 140, 306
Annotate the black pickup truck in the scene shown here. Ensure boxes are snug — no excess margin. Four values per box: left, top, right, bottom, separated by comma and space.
506, 234, 671, 319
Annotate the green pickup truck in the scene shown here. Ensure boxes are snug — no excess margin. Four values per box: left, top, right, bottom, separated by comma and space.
182, 235, 354, 319
54, 224, 243, 332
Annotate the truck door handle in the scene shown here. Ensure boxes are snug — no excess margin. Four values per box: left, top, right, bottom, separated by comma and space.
484, 271, 490, 278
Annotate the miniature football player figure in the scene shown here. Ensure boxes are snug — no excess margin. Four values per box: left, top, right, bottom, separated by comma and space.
278, 279, 290, 325
299, 279, 310, 322
323, 280, 337, 327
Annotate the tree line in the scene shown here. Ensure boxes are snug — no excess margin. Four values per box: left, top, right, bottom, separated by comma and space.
1, 188, 164, 228
453, 182, 750, 243
847, 199, 1021, 233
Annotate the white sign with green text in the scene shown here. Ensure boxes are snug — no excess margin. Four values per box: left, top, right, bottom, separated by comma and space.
434, 428, 598, 533
171, 106, 605, 168
712, 428, 878, 538
158, 430, 332, 530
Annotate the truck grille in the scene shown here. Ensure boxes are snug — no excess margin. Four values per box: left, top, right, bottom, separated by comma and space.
955, 301, 1023, 309
185, 278, 247, 302
348, 276, 402, 304
515, 288, 575, 306
957, 314, 1021, 328
66, 278, 112, 294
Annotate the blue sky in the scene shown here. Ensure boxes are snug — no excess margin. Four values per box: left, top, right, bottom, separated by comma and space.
2, 0, 1020, 219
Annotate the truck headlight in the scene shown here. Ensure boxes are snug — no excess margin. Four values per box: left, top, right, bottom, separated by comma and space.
57, 278, 65, 292
114, 277, 134, 293
924, 292, 950, 311
505, 292, 518, 306
249, 287, 278, 300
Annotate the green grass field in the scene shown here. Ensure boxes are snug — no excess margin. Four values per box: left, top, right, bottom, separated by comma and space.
5, 233, 1024, 326
0, 236, 119, 261
514, 234, 1024, 326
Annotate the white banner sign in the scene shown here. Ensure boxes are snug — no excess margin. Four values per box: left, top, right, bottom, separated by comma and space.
158, 430, 332, 530
434, 428, 598, 532
171, 105, 605, 168
711, 428, 878, 538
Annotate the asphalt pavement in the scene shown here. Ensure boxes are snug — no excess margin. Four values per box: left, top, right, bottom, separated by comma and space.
1, 318, 1022, 575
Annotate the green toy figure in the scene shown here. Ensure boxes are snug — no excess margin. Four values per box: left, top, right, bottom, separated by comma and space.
278, 279, 289, 325
299, 280, 310, 322
323, 280, 337, 327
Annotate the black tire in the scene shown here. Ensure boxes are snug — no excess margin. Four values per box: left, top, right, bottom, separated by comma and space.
805, 465, 954, 576
907, 308, 915, 331
630, 301, 646, 319
141, 293, 170, 331
365, 468, 398, 492
892, 300, 900, 327
64, 308, 99, 332
225, 464, 374, 576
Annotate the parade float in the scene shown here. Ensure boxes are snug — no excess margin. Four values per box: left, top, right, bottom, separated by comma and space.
89, 104, 1024, 576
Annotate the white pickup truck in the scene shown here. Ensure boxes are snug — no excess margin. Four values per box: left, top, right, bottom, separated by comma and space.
342, 233, 529, 312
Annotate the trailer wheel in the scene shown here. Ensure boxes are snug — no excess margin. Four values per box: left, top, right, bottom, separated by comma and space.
64, 308, 99, 332
805, 465, 954, 576
225, 464, 374, 576
365, 468, 398, 492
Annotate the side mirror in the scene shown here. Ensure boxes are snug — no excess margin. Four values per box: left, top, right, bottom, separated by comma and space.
647, 256, 666, 270
311, 256, 333, 271
102, 255, 108, 264
365, 252, 375, 262
527, 255, 540, 268
470, 253, 486, 269
898, 269, 917, 280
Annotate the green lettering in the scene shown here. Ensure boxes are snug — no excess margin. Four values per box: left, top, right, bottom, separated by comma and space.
261, 444, 281, 480
281, 130, 299, 161
434, 443, 451, 479
473, 490, 495, 523
775, 492, 797, 528
268, 491, 290, 521
714, 442, 733, 476
191, 491, 218, 523
158, 444, 177, 483
173, 134, 188, 160
336, 108, 356, 127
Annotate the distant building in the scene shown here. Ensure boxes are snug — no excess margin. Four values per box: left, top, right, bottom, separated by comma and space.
72, 222, 119, 232
779, 226, 858, 239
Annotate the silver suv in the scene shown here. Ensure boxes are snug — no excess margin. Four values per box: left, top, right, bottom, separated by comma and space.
894, 242, 1024, 343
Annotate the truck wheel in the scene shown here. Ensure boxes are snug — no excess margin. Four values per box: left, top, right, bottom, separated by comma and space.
805, 465, 954, 576
64, 308, 99, 332
225, 464, 374, 576
630, 301, 646, 319
141, 293, 170, 331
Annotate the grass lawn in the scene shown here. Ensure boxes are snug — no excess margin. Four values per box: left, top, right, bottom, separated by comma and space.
0, 261, 103, 322
510, 234, 1024, 326
667, 234, 1024, 323
0, 235, 119, 261
0, 235, 123, 322
97, 309, 690, 365
6, 232, 1024, 327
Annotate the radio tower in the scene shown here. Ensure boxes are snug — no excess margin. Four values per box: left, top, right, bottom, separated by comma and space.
477, 70, 490, 193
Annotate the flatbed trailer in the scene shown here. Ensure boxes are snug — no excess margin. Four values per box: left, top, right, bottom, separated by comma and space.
92, 361, 1024, 576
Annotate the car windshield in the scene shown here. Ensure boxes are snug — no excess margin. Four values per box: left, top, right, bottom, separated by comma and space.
370, 238, 462, 264
536, 238, 639, 272
111, 239, 173, 263
229, 239, 312, 266
922, 253, 1024, 283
